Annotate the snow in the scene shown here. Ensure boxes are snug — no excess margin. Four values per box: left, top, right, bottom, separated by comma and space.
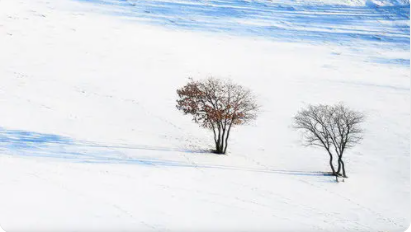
0, 0, 409, 231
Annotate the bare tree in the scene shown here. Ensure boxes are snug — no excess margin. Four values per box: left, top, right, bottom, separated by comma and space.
293, 103, 364, 178
176, 78, 259, 154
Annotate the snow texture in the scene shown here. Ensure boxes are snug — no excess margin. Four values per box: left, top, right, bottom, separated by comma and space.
0, 0, 409, 231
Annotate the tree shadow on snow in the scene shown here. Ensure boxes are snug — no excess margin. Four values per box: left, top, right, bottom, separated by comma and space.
0, 127, 334, 178
0, 127, 208, 167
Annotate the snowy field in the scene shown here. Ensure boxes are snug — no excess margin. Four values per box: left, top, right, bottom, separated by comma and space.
0, 0, 409, 231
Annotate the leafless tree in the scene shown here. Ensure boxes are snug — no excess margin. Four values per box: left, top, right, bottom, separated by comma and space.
176, 78, 259, 154
294, 103, 364, 179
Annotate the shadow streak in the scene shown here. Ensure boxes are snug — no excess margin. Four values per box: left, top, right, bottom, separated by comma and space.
0, 127, 207, 167
73, 0, 410, 50
0, 127, 335, 177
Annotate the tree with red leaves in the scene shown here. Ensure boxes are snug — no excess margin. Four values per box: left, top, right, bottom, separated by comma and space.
176, 78, 259, 154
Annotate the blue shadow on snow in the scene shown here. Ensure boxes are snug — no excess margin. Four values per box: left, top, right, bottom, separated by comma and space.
0, 127, 204, 167
72, 0, 410, 49
0, 127, 329, 176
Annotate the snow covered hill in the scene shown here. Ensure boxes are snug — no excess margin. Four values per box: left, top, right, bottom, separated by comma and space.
0, 0, 409, 231
70, 0, 410, 50
274, 0, 410, 6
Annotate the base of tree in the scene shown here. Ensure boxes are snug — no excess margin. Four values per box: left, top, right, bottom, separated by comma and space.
333, 173, 348, 182
212, 150, 226, 155
323, 172, 336, 176
332, 173, 348, 178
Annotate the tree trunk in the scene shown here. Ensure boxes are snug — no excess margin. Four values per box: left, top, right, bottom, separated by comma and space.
214, 133, 224, 154
223, 125, 232, 154
213, 123, 224, 154
219, 128, 226, 154
215, 141, 220, 153
214, 139, 224, 154
336, 162, 341, 175
339, 158, 347, 178
336, 149, 341, 175
327, 150, 337, 176
337, 147, 346, 177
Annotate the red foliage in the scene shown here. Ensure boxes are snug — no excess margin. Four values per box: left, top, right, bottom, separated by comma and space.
176, 78, 258, 154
